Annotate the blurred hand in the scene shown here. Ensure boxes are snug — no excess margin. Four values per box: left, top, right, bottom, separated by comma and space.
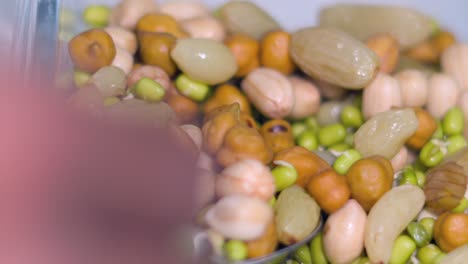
0, 71, 197, 264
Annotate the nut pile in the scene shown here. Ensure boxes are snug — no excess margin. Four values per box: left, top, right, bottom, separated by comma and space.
65, 1, 468, 263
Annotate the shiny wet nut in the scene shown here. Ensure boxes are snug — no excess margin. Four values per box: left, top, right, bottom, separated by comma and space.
427, 73, 460, 119
395, 69, 428, 107
68, 28, 116, 73
127, 65, 172, 95
241, 67, 294, 119
109, 0, 157, 30
159, 1, 209, 21
90, 66, 126, 97
181, 16, 226, 42
362, 72, 402, 119
138, 32, 178, 76
171, 38, 238, 85
216, 159, 275, 201
104, 26, 137, 54
111, 47, 134, 74
205, 195, 273, 241
288, 76, 321, 120
136, 13, 188, 38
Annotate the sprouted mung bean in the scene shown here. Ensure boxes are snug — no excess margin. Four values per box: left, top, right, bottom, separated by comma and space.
67, 1, 468, 262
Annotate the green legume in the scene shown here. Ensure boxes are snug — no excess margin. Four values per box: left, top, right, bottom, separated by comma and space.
400, 169, 418, 186
333, 149, 362, 175
416, 170, 426, 187
132, 77, 166, 102
310, 232, 328, 264
407, 222, 431, 247
419, 217, 435, 241
269, 196, 276, 208
83, 5, 111, 28
223, 240, 248, 261
104, 96, 120, 106
389, 235, 417, 264
344, 133, 355, 146
442, 107, 464, 136
292, 122, 308, 138
353, 95, 363, 109
74, 70, 91, 87
175, 74, 211, 102
297, 130, 319, 151
304, 116, 320, 132
286, 260, 300, 264
341, 105, 364, 128
351, 257, 371, 264
419, 140, 445, 167
446, 134, 467, 155
433, 252, 446, 264
318, 123, 347, 147
294, 244, 312, 264
431, 120, 444, 139
271, 164, 298, 192
329, 143, 351, 152
417, 244, 443, 264
451, 197, 468, 213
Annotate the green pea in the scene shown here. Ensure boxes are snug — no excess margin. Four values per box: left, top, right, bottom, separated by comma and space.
417, 244, 443, 264
407, 222, 431, 247
351, 257, 371, 264
175, 74, 211, 102
329, 143, 351, 152
400, 169, 418, 186
447, 134, 467, 155
83, 5, 111, 28
269, 196, 276, 208
341, 105, 364, 128
286, 260, 300, 264
271, 164, 298, 192
318, 123, 347, 147
304, 116, 320, 133
297, 130, 319, 151
333, 149, 362, 175
416, 170, 426, 187
310, 232, 328, 264
419, 217, 435, 241
352, 95, 363, 109
442, 107, 464, 136
389, 235, 417, 264
344, 133, 355, 146
223, 240, 248, 261
431, 120, 444, 139
294, 244, 312, 264
419, 141, 445, 167
452, 197, 468, 213
292, 122, 308, 138
74, 70, 91, 87
132, 77, 166, 102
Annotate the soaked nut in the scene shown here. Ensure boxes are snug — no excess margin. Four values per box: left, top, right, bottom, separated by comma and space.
109, 0, 157, 30
288, 76, 321, 120
127, 65, 172, 97
441, 43, 468, 91
111, 47, 134, 75
404, 40, 439, 64
390, 147, 408, 172
197, 151, 217, 173
203, 83, 251, 115
181, 16, 226, 42
260, 30, 296, 75
427, 73, 460, 119
138, 32, 178, 76
260, 119, 295, 154
167, 94, 199, 124
240, 112, 259, 130
202, 104, 241, 155
362, 72, 402, 119
365, 33, 400, 73
431, 30, 456, 56
315, 79, 347, 99
68, 29, 116, 73
216, 124, 273, 167
395, 69, 428, 107
159, 1, 209, 21
406, 108, 437, 150
104, 26, 137, 55
136, 13, 188, 38
241, 67, 294, 119
180, 124, 203, 151
225, 34, 260, 77
216, 159, 275, 201
205, 195, 273, 241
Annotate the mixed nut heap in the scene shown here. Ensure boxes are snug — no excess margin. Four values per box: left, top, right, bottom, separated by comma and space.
65, 0, 468, 263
